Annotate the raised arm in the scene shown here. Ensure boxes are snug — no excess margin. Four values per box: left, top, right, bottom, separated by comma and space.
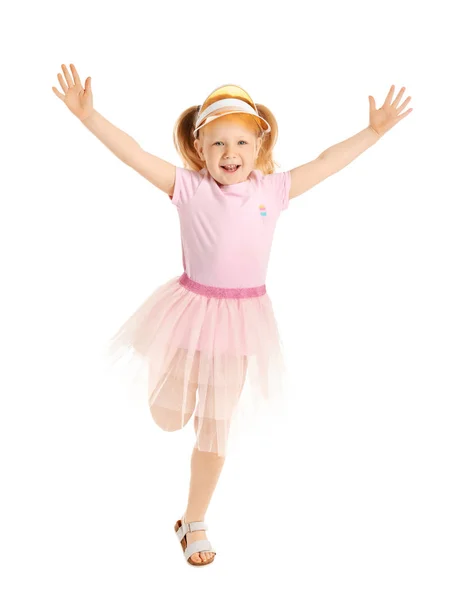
52, 63, 176, 196
288, 84, 413, 201
81, 111, 176, 195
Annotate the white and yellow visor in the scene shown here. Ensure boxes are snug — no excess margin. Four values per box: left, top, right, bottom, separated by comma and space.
193, 84, 271, 137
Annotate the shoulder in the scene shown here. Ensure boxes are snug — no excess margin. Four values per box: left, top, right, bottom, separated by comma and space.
169, 166, 209, 206
253, 169, 291, 211
174, 166, 208, 187
253, 168, 291, 185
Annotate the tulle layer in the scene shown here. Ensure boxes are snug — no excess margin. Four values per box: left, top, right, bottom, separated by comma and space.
104, 274, 288, 457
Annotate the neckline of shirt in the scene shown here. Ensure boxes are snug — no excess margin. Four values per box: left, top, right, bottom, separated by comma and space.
201, 167, 256, 188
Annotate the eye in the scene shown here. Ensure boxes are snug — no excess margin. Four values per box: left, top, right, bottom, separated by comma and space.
213, 140, 248, 146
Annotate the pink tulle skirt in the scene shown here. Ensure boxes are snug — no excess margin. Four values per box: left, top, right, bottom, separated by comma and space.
105, 272, 288, 457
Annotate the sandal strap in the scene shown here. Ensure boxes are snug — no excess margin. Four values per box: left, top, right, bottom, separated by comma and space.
184, 540, 215, 561
176, 521, 208, 542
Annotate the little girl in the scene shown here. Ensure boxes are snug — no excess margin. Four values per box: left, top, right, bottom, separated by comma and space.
52, 64, 412, 567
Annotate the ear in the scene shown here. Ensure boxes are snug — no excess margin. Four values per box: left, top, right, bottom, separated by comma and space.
194, 138, 204, 160
256, 136, 263, 155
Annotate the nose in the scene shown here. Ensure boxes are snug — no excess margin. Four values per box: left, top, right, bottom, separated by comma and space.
223, 143, 238, 155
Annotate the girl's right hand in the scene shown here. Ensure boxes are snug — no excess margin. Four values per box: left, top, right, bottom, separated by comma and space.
52, 63, 94, 121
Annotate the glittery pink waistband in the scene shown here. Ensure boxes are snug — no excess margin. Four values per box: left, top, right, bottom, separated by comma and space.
178, 272, 266, 299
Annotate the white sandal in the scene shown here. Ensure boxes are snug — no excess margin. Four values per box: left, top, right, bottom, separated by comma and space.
174, 517, 216, 566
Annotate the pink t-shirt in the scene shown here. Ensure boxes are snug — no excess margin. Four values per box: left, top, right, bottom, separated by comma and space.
169, 166, 291, 289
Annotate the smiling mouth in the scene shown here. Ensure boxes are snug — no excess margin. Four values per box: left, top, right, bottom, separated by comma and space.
221, 165, 241, 172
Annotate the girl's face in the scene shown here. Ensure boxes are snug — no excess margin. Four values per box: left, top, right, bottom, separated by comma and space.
194, 116, 263, 185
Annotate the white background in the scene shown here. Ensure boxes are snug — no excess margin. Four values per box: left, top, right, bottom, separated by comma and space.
1, 0, 449, 597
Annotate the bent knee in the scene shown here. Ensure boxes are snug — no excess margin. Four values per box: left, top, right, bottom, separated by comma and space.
150, 404, 195, 431
149, 378, 197, 431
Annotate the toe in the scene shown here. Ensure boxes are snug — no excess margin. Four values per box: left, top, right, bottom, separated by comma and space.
191, 552, 201, 563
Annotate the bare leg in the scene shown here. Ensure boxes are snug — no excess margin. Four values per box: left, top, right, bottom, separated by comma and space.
149, 349, 199, 431
182, 446, 226, 564
179, 355, 247, 563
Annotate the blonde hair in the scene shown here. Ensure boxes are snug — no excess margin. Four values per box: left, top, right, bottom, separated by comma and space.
172, 102, 280, 175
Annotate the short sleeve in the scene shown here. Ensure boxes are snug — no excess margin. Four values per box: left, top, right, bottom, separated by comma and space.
168, 166, 205, 207
269, 170, 291, 211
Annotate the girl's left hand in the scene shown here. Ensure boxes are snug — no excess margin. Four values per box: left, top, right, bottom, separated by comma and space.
369, 85, 413, 136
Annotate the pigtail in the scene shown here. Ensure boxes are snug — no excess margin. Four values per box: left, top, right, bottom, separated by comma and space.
172, 105, 204, 171
254, 104, 280, 175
